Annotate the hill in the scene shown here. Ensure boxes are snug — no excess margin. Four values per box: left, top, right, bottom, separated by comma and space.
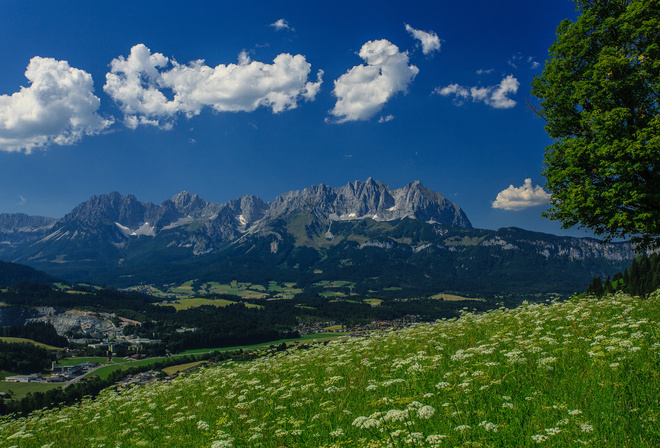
0, 260, 60, 288
1, 291, 658, 446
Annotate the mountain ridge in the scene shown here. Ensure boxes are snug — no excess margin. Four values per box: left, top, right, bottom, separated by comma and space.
0, 179, 636, 296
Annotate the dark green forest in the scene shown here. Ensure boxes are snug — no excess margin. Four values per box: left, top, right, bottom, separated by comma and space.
587, 252, 660, 298
0, 340, 54, 374
0, 322, 69, 348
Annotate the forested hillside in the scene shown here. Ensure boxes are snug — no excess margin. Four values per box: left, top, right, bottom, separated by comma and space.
587, 253, 660, 298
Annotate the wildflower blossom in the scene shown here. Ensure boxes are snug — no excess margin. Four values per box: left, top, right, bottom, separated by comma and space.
479, 420, 498, 432
352, 416, 381, 429
531, 434, 548, 443
416, 405, 436, 419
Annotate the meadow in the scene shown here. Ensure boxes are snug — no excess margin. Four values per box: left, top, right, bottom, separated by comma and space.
1, 291, 658, 447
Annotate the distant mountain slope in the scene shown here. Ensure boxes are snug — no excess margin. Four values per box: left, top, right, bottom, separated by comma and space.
0, 179, 636, 296
0, 213, 56, 245
0, 260, 61, 287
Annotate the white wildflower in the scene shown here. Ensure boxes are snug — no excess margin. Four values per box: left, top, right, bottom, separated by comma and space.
416, 405, 436, 419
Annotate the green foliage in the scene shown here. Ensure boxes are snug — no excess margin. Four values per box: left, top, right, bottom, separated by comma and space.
531, 0, 660, 248
0, 341, 52, 374
0, 323, 68, 348
587, 252, 660, 297
0, 261, 60, 288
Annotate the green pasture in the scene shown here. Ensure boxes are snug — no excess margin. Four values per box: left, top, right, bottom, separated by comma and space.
0, 381, 62, 400
0, 338, 62, 351
156, 297, 262, 311
56, 357, 126, 367
162, 361, 206, 376
429, 293, 484, 301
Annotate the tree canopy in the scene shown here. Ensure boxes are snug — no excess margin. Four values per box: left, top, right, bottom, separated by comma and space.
531, 0, 660, 249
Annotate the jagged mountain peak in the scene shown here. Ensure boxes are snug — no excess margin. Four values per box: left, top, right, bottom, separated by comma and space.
171, 191, 206, 216
2, 179, 472, 263
63, 191, 149, 228
263, 179, 470, 228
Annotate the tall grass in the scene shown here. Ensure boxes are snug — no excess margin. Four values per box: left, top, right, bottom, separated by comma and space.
2, 291, 659, 447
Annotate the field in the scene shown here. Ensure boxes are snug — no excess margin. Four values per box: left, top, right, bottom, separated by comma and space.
429, 293, 484, 302
0, 337, 61, 351
0, 382, 62, 400
162, 361, 207, 376
56, 357, 127, 366
127, 280, 304, 301
2, 291, 659, 446
156, 297, 262, 311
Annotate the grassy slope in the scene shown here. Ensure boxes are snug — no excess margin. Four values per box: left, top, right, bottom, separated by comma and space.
0, 382, 62, 400
1, 292, 659, 447
0, 337, 61, 351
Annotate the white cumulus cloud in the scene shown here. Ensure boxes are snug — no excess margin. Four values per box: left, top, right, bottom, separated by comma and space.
328, 39, 418, 123
271, 18, 293, 31
435, 75, 519, 109
437, 84, 470, 106
104, 44, 323, 129
0, 57, 112, 153
492, 178, 551, 211
405, 24, 441, 55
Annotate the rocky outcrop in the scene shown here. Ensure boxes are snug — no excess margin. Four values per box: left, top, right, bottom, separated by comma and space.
264, 178, 472, 228
0, 213, 57, 245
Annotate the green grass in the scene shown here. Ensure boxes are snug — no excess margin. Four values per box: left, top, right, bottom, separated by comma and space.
2, 291, 660, 447
179, 333, 345, 355
156, 297, 263, 311
429, 293, 484, 302
444, 235, 487, 246
0, 382, 62, 400
162, 361, 207, 376
320, 291, 346, 298
93, 364, 128, 381
0, 337, 62, 351
91, 358, 175, 380
57, 357, 130, 367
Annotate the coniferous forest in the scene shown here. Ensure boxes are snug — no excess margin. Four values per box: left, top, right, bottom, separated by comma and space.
586, 253, 660, 298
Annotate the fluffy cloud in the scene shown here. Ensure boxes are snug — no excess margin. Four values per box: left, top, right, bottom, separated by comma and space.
405, 24, 441, 55
0, 57, 112, 153
104, 44, 323, 129
270, 18, 293, 31
437, 84, 470, 106
492, 178, 551, 211
436, 75, 519, 109
328, 39, 418, 123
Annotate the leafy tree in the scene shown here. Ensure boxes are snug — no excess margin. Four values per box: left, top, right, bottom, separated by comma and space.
531, 0, 660, 249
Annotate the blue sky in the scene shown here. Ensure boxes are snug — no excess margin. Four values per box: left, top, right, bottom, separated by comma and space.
0, 0, 590, 237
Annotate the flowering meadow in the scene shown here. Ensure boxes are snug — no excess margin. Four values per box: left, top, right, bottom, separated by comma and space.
2, 291, 659, 447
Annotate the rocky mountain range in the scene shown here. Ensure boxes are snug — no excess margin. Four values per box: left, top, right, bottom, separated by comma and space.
0, 179, 637, 296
